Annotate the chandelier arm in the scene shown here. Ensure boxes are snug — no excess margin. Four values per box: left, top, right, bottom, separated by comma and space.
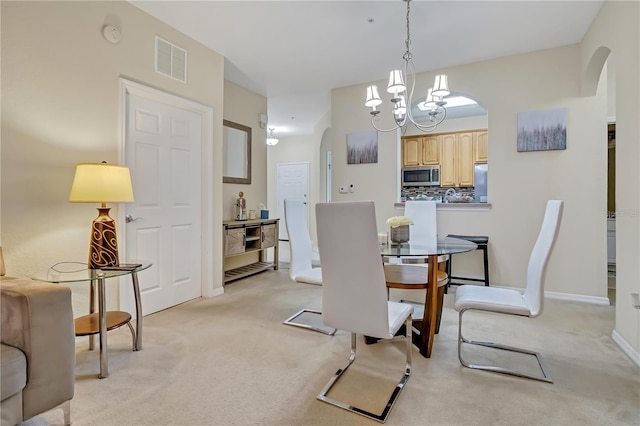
411, 108, 448, 133
404, 59, 418, 125
371, 116, 401, 133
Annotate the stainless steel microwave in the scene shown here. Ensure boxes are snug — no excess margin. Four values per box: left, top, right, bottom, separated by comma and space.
402, 165, 440, 187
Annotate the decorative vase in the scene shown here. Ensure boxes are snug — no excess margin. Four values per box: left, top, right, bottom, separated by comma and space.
390, 225, 410, 244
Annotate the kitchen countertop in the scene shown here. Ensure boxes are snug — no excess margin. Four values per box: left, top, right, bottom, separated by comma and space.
394, 202, 492, 212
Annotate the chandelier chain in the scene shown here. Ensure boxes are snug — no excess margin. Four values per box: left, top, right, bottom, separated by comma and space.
403, 0, 412, 62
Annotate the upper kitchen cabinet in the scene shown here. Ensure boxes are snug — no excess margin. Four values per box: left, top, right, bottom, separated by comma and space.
474, 130, 488, 163
440, 131, 475, 187
402, 136, 440, 166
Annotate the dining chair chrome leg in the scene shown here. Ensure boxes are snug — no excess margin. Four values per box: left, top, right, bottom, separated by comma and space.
283, 309, 337, 336
457, 309, 553, 383
317, 315, 412, 423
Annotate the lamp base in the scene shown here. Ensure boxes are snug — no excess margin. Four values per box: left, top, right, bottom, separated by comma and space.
88, 207, 120, 269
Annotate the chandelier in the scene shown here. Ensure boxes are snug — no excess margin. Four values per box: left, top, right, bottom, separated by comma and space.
266, 128, 279, 146
365, 0, 450, 133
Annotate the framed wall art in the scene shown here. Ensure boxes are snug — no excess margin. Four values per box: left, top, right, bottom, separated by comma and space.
347, 131, 378, 164
517, 108, 567, 152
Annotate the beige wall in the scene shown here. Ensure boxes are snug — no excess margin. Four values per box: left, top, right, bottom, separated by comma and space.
581, 0, 640, 361
223, 80, 268, 221
1, 1, 225, 312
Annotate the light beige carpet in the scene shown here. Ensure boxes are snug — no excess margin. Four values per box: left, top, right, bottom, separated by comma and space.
26, 268, 639, 426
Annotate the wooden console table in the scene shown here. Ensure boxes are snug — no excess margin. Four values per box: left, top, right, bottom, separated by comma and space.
223, 218, 279, 283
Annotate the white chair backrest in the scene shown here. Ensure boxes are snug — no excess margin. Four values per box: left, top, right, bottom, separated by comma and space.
405, 201, 437, 246
523, 200, 563, 317
316, 201, 390, 339
284, 199, 313, 281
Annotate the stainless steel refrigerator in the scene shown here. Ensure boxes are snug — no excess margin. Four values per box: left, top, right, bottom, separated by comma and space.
474, 163, 488, 203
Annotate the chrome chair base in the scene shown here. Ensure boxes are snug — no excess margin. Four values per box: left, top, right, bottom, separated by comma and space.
317, 316, 412, 423
458, 309, 553, 383
283, 309, 337, 336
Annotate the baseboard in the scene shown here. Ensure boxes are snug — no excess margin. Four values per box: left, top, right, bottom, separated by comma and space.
209, 287, 225, 298
611, 329, 640, 368
544, 290, 610, 306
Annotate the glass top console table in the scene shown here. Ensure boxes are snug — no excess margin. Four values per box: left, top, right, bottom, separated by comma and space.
32, 262, 152, 379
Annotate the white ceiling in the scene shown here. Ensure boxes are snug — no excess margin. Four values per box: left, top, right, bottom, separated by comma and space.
130, 0, 604, 137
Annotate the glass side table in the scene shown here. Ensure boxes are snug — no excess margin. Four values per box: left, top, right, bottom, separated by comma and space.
32, 262, 152, 379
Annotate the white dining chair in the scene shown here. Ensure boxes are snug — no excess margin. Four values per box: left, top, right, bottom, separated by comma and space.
454, 200, 563, 383
282, 199, 336, 335
316, 201, 413, 423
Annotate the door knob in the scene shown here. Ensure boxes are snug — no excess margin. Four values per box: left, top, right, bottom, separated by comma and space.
125, 215, 143, 223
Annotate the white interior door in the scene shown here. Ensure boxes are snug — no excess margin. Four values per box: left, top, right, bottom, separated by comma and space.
122, 87, 202, 316
277, 162, 309, 240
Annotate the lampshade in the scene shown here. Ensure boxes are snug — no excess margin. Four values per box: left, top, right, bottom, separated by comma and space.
387, 69, 406, 95
69, 163, 134, 203
364, 85, 382, 108
432, 74, 450, 97
424, 88, 438, 111
394, 95, 407, 118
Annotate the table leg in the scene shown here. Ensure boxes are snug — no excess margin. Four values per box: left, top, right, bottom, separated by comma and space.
418, 255, 438, 358
98, 276, 109, 379
89, 279, 95, 351
131, 271, 143, 351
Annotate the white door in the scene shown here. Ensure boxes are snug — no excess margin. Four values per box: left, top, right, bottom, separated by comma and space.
123, 88, 203, 315
277, 162, 309, 240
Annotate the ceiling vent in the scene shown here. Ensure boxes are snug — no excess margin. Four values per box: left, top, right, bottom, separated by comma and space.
155, 36, 187, 83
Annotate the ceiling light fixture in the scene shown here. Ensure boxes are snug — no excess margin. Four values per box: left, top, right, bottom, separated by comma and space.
365, 0, 451, 133
266, 128, 279, 146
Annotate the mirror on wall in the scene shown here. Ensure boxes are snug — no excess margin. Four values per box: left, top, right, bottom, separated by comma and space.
223, 119, 252, 184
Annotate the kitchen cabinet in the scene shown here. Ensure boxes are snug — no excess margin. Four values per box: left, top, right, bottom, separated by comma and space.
402, 136, 439, 166
474, 131, 488, 163
440, 132, 475, 187
223, 218, 279, 283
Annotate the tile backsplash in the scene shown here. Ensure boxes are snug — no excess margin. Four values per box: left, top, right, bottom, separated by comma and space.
401, 186, 475, 202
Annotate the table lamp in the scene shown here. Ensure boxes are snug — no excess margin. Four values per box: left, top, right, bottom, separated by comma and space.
69, 162, 134, 269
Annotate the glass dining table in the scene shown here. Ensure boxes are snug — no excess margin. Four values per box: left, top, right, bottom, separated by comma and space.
380, 237, 477, 358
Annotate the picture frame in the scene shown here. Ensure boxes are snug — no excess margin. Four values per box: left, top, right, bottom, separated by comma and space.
347, 130, 378, 164
223, 120, 252, 184
517, 108, 567, 152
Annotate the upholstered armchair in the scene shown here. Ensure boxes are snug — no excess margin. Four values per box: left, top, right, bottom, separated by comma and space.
1, 248, 75, 426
